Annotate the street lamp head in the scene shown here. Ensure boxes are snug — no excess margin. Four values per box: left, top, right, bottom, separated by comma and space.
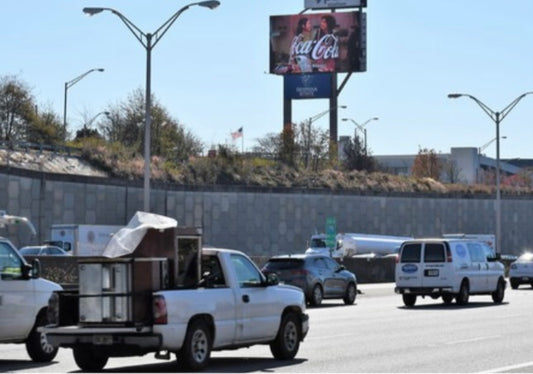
96, 68, 104, 72
372, 117, 379, 121
341, 118, 349, 122
339, 105, 347, 109
83, 7, 105, 16
448, 93, 463, 99
198, 1, 221, 9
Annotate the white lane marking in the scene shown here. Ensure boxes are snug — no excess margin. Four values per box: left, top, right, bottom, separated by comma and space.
478, 361, 533, 373
444, 335, 501, 345
306, 333, 354, 341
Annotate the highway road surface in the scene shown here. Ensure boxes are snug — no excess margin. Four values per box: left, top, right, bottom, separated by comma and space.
2, 282, 533, 373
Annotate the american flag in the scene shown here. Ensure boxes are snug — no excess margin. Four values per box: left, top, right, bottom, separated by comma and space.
231, 127, 243, 140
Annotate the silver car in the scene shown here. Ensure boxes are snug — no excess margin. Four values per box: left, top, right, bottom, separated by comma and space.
262, 254, 357, 306
19, 245, 70, 256
509, 252, 533, 289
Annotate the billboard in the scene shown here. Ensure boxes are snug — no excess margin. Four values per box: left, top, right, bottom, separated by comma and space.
284, 73, 332, 99
270, 11, 366, 75
304, 0, 367, 9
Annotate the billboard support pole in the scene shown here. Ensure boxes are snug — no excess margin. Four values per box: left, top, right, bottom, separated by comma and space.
329, 73, 338, 145
283, 95, 292, 132
338, 72, 352, 95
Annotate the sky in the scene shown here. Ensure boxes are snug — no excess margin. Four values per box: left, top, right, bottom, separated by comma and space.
3, 0, 533, 160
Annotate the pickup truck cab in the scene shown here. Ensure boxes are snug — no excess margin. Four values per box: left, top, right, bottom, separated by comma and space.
43, 246, 309, 371
0, 236, 62, 361
395, 238, 506, 307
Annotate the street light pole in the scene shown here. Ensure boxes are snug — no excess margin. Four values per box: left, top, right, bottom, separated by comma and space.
64, 68, 104, 139
83, 1, 220, 213
342, 117, 379, 156
448, 91, 533, 254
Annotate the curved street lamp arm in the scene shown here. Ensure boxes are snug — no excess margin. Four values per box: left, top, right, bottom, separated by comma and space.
461, 94, 496, 121
310, 105, 347, 123
152, 4, 193, 47
84, 7, 147, 47
66, 68, 104, 89
499, 91, 533, 122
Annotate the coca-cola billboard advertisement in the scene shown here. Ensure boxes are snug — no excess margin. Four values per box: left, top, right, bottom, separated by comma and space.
270, 11, 366, 75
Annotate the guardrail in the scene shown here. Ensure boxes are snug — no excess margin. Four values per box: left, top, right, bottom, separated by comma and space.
0, 140, 81, 157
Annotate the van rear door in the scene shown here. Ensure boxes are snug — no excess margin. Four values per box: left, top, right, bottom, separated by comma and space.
396, 243, 423, 287
420, 243, 448, 288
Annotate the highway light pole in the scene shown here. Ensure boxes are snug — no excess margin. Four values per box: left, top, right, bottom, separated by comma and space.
64, 68, 104, 139
83, 1, 220, 212
342, 117, 379, 156
448, 91, 533, 254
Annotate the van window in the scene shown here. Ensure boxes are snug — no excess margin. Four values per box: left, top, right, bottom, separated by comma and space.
401, 244, 421, 263
424, 243, 446, 263
467, 243, 486, 262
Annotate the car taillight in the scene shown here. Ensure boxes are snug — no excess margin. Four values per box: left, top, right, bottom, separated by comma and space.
153, 295, 167, 325
290, 269, 308, 276
446, 247, 453, 262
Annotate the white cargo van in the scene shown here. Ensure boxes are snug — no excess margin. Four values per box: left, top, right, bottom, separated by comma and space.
395, 238, 506, 307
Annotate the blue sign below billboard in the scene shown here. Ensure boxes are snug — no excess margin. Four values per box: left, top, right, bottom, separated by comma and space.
284, 73, 331, 100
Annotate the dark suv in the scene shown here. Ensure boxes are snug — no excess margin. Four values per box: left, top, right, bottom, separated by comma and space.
262, 254, 357, 306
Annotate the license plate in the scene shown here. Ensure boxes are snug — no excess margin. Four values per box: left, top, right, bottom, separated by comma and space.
93, 335, 113, 345
425, 269, 439, 277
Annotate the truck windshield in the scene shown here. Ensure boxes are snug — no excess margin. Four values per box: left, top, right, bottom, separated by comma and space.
0, 241, 23, 278
310, 238, 327, 248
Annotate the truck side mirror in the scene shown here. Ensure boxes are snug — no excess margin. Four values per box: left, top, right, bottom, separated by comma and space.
30, 258, 41, 279
264, 272, 279, 286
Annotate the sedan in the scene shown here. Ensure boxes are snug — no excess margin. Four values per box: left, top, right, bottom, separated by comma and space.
509, 252, 533, 289
262, 254, 357, 306
19, 245, 70, 256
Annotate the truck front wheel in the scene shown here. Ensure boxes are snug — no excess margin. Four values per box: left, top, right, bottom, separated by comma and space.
402, 294, 416, 307
270, 313, 301, 360
177, 319, 212, 371
26, 312, 58, 362
73, 347, 108, 372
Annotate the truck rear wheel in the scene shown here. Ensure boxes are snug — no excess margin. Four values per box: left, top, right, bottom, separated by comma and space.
177, 319, 212, 371
73, 347, 108, 372
25, 312, 58, 362
402, 294, 416, 307
270, 312, 300, 360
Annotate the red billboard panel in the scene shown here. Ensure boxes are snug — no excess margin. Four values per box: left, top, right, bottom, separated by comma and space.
270, 11, 366, 75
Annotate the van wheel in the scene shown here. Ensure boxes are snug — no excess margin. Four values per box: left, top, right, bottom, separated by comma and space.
25, 312, 58, 362
510, 279, 519, 289
343, 283, 357, 305
402, 294, 416, 307
73, 347, 108, 372
442, 294, 454, 305
177, 319, 212, 371
456, 281, 470, 305
492, 278, 505, 304
310, 284, 323, 306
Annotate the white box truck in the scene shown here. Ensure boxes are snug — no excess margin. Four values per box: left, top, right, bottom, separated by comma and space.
47, 224, 123, 256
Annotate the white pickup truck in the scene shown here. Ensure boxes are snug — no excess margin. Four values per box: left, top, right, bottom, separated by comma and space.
0, 236, 62, 361
42, 213, 309, 372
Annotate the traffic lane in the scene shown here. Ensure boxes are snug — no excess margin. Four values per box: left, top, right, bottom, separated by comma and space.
303, 289, 533, 373
2, 286, 533, 373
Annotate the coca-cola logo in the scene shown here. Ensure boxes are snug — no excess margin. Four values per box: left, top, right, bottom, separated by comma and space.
291, 34, 339, 60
